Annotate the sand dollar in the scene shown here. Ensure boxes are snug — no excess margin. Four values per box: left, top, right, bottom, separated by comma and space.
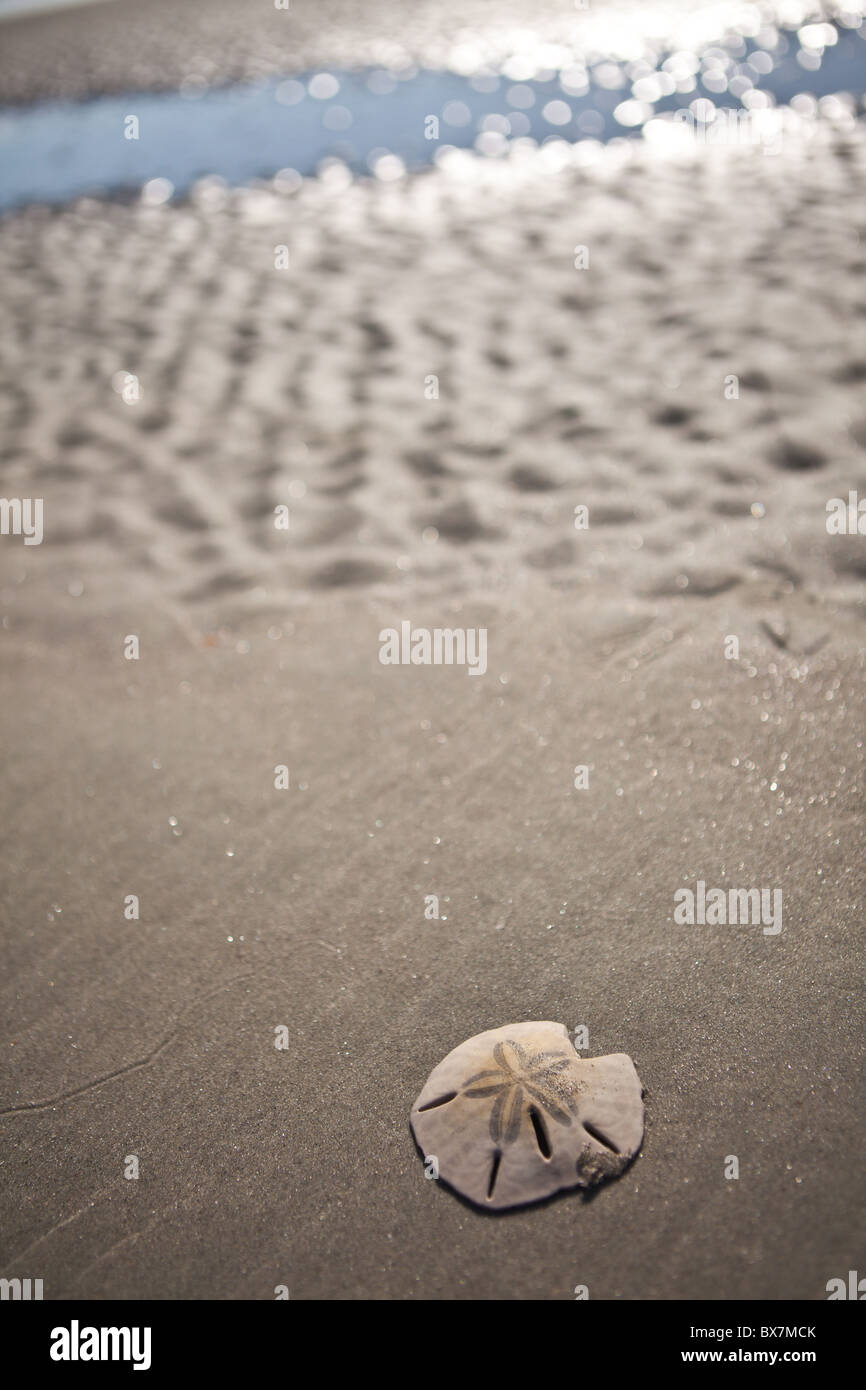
411, 1021, 644, 1210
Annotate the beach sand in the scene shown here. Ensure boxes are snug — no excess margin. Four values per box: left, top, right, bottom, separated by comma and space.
1, 3, 865, 1300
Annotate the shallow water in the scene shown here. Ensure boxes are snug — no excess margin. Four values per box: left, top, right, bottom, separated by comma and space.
0, 19, 863, 210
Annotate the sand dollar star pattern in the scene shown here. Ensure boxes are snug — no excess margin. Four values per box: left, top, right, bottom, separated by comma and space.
461, 1039, 582, 1146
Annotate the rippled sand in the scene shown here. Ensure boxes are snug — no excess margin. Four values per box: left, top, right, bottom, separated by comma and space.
1, 129, 864, 611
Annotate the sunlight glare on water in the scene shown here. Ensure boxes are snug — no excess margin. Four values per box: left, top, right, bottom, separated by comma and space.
0, 5, 863, 208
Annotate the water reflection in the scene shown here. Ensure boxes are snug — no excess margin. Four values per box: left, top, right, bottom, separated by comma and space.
0, 17, 863, 210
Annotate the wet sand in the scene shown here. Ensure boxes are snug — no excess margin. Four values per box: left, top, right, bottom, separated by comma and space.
1, 588, 864, 1298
